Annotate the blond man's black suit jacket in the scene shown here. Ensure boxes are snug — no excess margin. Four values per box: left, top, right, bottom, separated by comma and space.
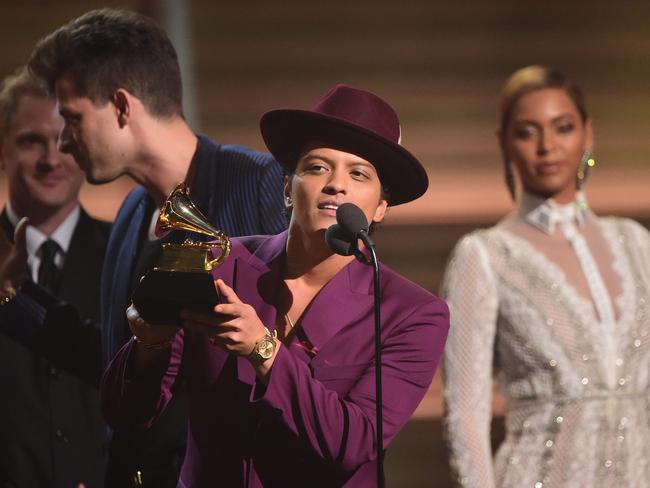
0, 207, 110, 488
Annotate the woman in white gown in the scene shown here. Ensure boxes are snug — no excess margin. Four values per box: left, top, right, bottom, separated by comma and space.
442, 65, 650, 488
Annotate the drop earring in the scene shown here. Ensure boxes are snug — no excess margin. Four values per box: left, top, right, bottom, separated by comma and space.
285, 195, 293, 208
576, 149, 595, 191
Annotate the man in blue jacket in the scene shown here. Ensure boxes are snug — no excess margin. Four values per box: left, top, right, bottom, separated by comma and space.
28, 8, 286, 488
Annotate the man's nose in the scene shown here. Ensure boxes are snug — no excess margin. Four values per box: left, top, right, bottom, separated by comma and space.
41, 138, 64, 167
57, 126, 73, 154
323, 170, 347, 194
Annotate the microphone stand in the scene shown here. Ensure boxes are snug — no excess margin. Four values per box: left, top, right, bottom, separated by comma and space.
356, 232, 384, 488
328, 206, 384, 488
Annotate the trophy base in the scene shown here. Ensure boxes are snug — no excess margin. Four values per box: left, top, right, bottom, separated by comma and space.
132, 269, 220, 326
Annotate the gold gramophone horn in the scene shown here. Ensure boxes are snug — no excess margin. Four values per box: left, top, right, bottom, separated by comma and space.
157, 183, 231, 271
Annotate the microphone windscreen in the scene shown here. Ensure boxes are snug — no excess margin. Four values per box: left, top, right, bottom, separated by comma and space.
336, 203, 368, 236
325, 224, 355, 256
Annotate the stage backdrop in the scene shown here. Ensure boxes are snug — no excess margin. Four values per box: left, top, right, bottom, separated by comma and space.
1, 1, 649, 485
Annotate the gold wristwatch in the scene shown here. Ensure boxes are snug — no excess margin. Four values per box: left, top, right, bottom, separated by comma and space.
249, 327, 277, 363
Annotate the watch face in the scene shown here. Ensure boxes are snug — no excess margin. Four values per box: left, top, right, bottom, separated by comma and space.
258, 337, 275, 359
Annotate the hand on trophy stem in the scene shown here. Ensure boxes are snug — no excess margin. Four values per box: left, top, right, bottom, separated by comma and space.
180, 279, 279, 372
0, 217, 29, 295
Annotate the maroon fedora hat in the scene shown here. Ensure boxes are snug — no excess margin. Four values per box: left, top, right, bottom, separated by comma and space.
260, 84, 428, 206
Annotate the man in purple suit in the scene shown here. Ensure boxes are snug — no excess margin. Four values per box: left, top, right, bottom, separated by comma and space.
102, 84, 449, 487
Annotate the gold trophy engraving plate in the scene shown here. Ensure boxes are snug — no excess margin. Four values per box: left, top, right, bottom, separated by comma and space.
156, 242, 214, 272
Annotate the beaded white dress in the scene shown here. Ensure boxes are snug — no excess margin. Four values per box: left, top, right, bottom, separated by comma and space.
442, 192, 650, 488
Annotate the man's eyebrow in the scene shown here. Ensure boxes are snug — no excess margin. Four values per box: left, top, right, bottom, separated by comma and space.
348, 160, 375, 168
303, 152, 373, 168
14, 131, 47, 144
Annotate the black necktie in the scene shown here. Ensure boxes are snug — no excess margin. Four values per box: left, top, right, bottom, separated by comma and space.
38, 239, 62, 295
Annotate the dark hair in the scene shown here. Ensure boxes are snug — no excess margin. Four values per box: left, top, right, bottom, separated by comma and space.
499, 65, 589, 199
0, 66, 49, 138
28, 8, 182, 119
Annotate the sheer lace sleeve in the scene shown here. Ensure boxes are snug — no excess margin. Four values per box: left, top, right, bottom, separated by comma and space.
441, 233, 499, 488
616, 217, 650, 287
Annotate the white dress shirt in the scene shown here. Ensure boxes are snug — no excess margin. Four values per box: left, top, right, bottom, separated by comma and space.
6, 202, 80, 283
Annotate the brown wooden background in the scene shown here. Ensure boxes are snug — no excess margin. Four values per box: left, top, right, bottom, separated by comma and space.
1, 1, 649, 485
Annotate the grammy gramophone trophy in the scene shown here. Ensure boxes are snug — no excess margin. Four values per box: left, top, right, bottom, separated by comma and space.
131, 183, 231, 325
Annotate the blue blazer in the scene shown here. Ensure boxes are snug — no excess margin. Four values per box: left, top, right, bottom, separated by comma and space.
101, 134, 286, 364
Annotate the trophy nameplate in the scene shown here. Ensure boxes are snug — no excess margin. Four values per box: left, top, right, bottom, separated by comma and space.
132, 183, 231, 326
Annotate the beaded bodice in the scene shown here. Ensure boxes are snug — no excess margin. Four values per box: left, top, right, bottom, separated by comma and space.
442, 208, 650, 488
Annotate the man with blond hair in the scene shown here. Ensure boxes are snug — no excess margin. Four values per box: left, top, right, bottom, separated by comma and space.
0, 66, 109, 488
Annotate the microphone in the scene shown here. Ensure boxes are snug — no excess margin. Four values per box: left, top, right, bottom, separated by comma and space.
325, 223, 369, 263
324, 224, 355, 256
336, 203, 374, 248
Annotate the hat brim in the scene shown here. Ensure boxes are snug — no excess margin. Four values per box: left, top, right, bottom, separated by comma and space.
260, 109, 428, 206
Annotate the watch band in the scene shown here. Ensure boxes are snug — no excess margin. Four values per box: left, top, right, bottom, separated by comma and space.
249, 327, 277, 364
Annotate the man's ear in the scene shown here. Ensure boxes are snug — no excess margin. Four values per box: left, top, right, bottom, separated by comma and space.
112, 89, 131, 128
372, 199, 388, 224
283, 175, 292, 202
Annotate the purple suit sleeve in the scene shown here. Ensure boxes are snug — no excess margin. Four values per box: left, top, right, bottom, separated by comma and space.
251, 298, 449, 474
101, 329, 184, 428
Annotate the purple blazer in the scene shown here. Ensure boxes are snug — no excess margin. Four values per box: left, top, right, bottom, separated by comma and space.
101, 231, 449, 487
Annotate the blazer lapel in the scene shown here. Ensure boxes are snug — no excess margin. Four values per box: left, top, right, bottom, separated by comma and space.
300, 259, 374, 365
233, 232, 286, 386
102, 190, 150, 363
188, 135, 216, 217
60, 209, 105, 320
229, 233, 375, 381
